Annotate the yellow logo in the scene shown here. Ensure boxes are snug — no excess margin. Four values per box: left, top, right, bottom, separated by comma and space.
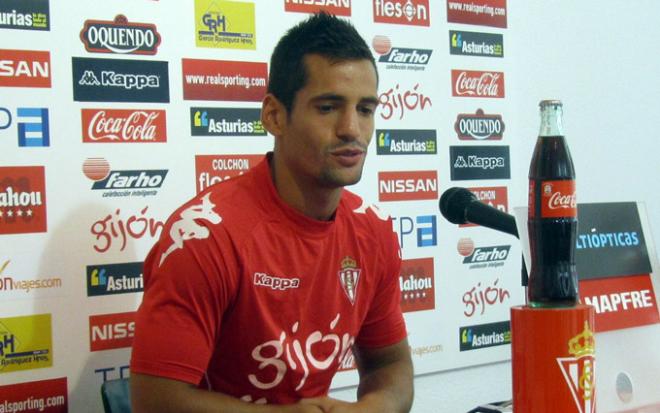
0, 314, 52, 373
195, 0, 256, 50
557, 321, 596, 413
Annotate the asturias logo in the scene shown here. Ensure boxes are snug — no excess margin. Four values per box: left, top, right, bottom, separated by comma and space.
87, 262, 144, 296
459, 321, 511, 351
376, 129, 436, 155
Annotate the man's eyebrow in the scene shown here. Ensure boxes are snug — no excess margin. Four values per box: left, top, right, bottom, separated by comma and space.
311, 93, 379, 105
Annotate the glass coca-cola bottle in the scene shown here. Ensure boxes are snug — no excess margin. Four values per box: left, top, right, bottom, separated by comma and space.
527, 100, 578, 307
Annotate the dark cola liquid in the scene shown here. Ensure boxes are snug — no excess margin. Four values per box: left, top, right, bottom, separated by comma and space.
528, 135, 578, 307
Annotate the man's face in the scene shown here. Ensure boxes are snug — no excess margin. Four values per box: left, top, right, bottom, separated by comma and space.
277, 54, 378, 189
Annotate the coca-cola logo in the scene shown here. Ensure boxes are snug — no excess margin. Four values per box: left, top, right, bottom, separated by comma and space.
80, 15, 161, 55
81, 109, 167, 143
452, 70, 505, 98
540, 180, 577, 218
455, 109, 504, 140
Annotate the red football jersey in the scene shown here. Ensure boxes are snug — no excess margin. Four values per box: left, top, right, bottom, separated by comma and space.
131, 155, 406, 404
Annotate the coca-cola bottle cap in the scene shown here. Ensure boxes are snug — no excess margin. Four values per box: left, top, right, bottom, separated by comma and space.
539, 99, 562, 108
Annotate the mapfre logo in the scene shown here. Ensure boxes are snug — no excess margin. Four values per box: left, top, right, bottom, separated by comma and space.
399, 257, 435, 313
284, 0, 351, 16
452, 70, 505, 98
0, 49, 51, 88
378, 170, 438, 202
80, 15, 161, 55
89, 312, 135, 351
373, 0, 430, 26
455, 109, 504, 140
195, 154, 264, 193
0, 166, 47, 235
82, 109, 167, 143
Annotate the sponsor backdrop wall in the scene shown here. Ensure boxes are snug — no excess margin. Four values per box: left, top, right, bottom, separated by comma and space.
1, 1, 659, 412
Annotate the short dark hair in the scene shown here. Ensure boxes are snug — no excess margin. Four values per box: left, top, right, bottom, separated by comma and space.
267, 12, 377, 113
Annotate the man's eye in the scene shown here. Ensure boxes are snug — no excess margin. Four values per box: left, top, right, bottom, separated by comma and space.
358, 106, 375, 116
317, 104, 334, 113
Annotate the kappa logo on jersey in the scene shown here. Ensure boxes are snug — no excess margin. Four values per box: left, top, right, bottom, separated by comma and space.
0, 166, 47, 235
378, 170, 438, 202
338, 256, 360, 305
80, 15, 161, 55
72, 57, 170, 103
284, 0, 351, 16
82, 109, 167, 143
195, 154, 264, 193
447, 0, 507, 28
0, 49, 51, 88
372, 35, 432, 72
399, 257, 435, 313
0, 0, 50, 31
373, 0, 430, 27
455, 109, 504, 140
160, 193, 223, 266
253, 272, 301, 291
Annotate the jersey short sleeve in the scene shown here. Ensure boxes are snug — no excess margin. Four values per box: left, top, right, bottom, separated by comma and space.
354, 217, 407, 348
130, 219, 238, 385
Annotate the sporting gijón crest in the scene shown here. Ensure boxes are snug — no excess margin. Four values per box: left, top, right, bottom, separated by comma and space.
338, 256, 360, 305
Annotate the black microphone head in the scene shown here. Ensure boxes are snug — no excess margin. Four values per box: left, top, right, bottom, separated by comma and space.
439, 187, 477, 224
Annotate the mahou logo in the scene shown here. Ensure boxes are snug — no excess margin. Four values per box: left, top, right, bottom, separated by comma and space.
81, 109, 167, 143
284, 0, 351, 16
542, 180, 577, 218
373, 0, 430, 27
378, 170, 438, 202
0, 166, 47, 235
195, 154, 264, 193
0, 49, 51, 88
455, 109, 504, 140
399, 257, 435, 313
452, 70, 504, 98
80, 15, 161, 55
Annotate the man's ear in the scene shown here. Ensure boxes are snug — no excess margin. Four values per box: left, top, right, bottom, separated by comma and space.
261, 94, 287, 137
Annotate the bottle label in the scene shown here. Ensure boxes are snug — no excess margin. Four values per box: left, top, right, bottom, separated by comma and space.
541, 180, 576, 218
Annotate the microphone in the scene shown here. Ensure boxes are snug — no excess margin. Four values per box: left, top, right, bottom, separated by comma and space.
439, 187, 518, 238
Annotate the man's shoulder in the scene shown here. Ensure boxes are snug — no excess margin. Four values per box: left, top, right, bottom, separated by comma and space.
341, 189, 393, 233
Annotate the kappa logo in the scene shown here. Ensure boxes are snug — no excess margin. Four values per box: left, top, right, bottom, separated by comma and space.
78, 70, 159, 90
557, 321, 596, 413
338, 256, 360, 305
160, 193, 222, 266
253, 272, 300, 291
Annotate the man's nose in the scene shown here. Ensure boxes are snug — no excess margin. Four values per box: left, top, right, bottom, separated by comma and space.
336, 109, 361, 141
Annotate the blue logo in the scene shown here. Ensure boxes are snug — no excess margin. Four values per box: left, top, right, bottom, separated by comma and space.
17, 108, 49, 147
393, 215, 437, 249
0, 107, 11, 129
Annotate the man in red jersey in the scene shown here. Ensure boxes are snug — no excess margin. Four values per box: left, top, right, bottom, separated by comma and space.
131, 12, 413, 413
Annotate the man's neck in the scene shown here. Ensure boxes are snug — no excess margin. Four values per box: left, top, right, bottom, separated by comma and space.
270, 156, 342, 221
